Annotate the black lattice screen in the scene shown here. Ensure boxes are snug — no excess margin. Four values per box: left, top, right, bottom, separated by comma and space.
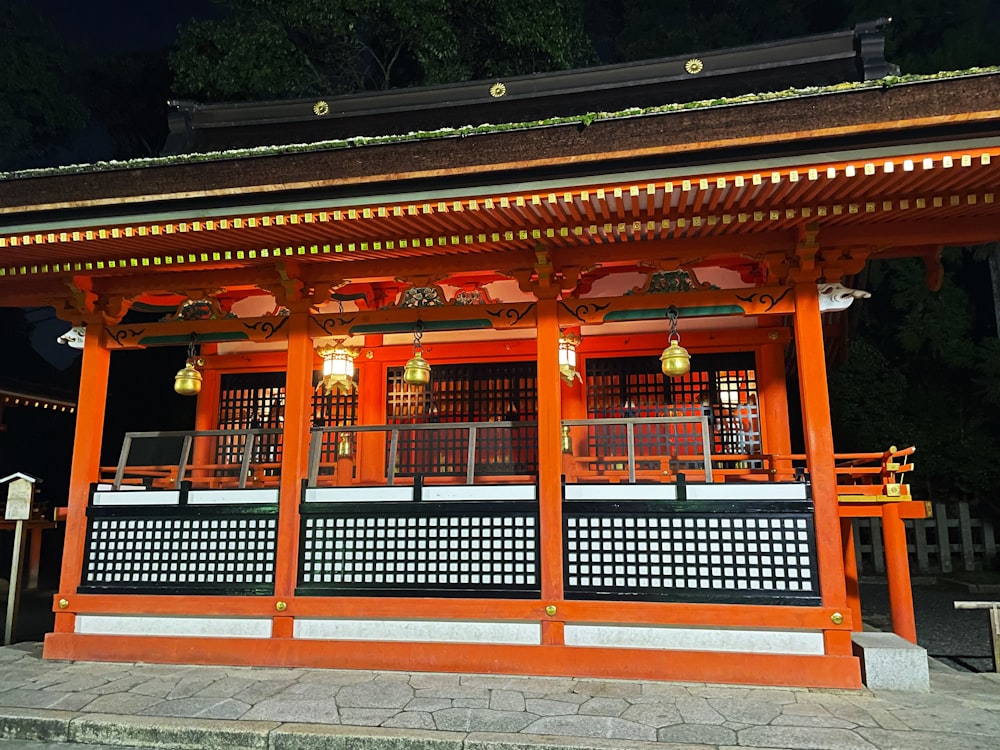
563, 497, 818, 606
298, 499, 540, 597
584, 353, 760, 468
386, 361, 538, 476
81, 505, 277, 595
216, 372, 358, 476
217, 373, 286, 472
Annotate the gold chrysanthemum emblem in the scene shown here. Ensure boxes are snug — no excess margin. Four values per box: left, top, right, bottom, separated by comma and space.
313, 100, 330, 116
489, 82, 507, 98
684, 58, 704, 75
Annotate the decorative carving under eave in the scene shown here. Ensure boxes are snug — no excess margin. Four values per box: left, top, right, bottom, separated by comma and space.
817, 282, 871, 312
399, 285, 445, 307
454, 286, 495, 305
627, 268, 718, 295
161, 295, 236, 322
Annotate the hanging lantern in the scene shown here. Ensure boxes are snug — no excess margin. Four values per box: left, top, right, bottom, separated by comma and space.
659, 305, 691, 378
316, 341, 359, 394
558, 331, 583, 386
403, 321, 431, 386
174, 338, 206, 396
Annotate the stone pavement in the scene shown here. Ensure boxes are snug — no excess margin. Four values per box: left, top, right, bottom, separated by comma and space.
1, 643, 1000, 750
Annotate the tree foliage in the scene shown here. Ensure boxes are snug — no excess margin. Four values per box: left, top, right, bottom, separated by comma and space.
0, 2, 88, 169
170, 0, 596, 101
829, 251, 1000, 510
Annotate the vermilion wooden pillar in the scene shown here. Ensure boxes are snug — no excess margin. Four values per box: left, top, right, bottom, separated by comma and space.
882, 503, 918, 642
274, 309, 315, 600
792, 282, 851, 650
757, 340, 792, 458
357, 337, 386, 485
536, 299, 564, 644
53, 321, 111, 634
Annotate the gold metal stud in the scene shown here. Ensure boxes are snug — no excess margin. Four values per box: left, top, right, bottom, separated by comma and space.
313, 101, 330, 116
830, 612, 844, 625
275, 601, 288, 612
684, 58, 704, 75
545, 605, 557, 616
58, 598, 69, 609
489, 82, 507, 98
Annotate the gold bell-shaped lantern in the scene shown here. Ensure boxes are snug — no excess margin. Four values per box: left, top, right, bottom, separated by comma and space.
402, 321, 432, 386
659, 305, 691, 378
174, 338, 206, 396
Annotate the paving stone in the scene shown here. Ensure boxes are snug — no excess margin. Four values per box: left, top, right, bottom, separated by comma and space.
223, 666, 308, 680
416, 686, 491, 701
738, 725, 878, 750
571, 680, 642, 699
166, 677, 222, 700
675, 696, 724, 724
129, 678, 180, 698
271, 723, 464, 750
86, 676, 152, 696
824, 703, 885, 729
0, 689, 95, 712
138, 696, 251, 720
409, 674, 461, 690
239, 697, 342, 724
214, 677, 297, 703
637, 683, 694, 700
886, 709, 1000, 736
451, 697, 489, 709
461, 676, 576, 694
856, 727, 1000, 750
489, 690, 526, 712
522, 714, 655, 742
657, 722, 737, 745
382, 711, 437, 730
76, 692, 163, 715
689, 686, 752, 701
69, 712, 277, 749
542, 692, 589, 705
524, 699, 580, 717
37, 675, 109, 694
466, 732, 678, 750
708, 698, 781, 724
339, 707, 402, 726
770, 713, 860, 729
433, 707, 535, 733
406, 697, 453, 712
578, 697, 628, 717
297, 669, 376, 685
746, 688, 803, 703
619, 702, 683, 728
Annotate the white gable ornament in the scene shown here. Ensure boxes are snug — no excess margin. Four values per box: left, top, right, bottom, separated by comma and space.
56, 326, 86, 349
817, 282, 871, 312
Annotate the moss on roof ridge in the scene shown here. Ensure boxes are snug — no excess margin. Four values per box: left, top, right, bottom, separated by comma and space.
3, 67, 997, 183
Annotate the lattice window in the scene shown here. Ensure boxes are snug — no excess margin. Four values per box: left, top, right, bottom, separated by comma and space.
81, 507, 277, 594
311, 373, 359, 475
217, 373, 286, 472
298, 501, 540, 597
386, 361, 538, 476
584, 353, 760, 468
216, 372, 358, 476
563, 499, 818, 605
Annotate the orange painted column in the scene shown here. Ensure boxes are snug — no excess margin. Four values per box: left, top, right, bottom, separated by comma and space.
192, 368, 220, 479
841, 517, 863, 632
357, 337, 386, 485
274, 309, 315, 602
536, 298, 564, 642
882, 504, 918, 642
757, 341, 792, 459
54, 321, 111, 631
792, 282, 850, 650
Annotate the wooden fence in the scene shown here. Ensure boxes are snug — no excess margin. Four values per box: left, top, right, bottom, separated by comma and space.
853, 501, 998, 575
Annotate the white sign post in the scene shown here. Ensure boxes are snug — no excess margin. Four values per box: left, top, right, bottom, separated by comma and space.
3, 474, 36, 646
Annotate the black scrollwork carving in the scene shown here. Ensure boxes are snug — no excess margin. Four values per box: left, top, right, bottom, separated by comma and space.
733, 287, 791, 313
244, 316, 291, 340
484, 303, 535, 327
107, 328, 144, 348
558, 300, 611, 323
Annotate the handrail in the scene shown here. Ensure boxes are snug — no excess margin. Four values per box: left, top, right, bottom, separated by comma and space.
561, 416, 714, 483
109, 428, 283, 491
309, 421, 538, 487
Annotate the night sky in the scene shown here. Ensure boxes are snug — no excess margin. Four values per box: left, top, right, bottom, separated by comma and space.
32, 0, 219, 55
